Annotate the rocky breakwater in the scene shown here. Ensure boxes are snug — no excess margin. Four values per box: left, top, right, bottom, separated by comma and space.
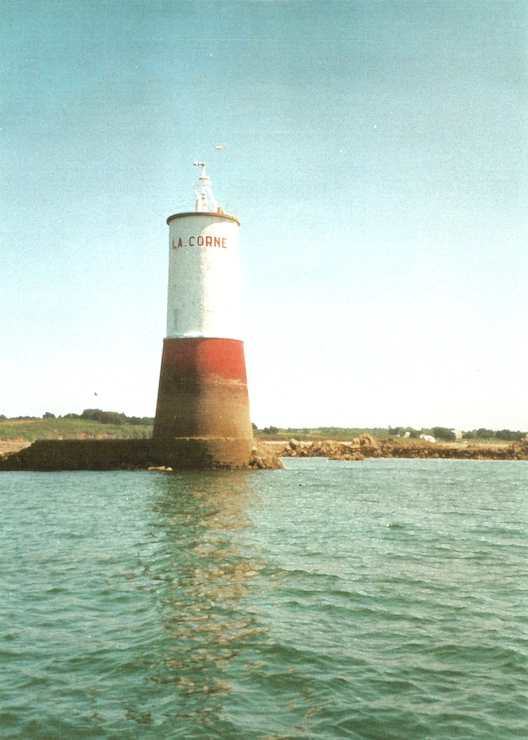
382, 437, 528, 460
263, 435, 528, 462
272, 434, 382, 461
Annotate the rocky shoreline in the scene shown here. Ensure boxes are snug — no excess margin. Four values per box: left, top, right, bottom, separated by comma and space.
1, 435, 527, 471
253, 434, 528, 466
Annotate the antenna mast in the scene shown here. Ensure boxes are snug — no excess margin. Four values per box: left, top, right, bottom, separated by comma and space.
193, 161, 218, 213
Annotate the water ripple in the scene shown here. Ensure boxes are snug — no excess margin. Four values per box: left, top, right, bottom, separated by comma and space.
0, 461, 526, 738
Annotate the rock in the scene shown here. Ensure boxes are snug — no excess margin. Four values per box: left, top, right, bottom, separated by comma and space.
249, 442, 285, 469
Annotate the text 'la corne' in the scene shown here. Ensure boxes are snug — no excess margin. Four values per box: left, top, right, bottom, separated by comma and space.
171, 235, 228, 249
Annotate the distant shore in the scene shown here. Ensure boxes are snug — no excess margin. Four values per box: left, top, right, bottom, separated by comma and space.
253, 434, 528, 465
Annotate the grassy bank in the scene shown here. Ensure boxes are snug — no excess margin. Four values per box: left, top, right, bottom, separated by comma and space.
254, 427, 391, 441
0, 417, 153, 442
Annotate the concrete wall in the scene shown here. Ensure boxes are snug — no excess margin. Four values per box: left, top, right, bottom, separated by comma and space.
0, 438, 254, 471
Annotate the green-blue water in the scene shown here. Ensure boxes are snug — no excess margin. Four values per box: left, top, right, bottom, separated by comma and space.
1, 459, 527, 739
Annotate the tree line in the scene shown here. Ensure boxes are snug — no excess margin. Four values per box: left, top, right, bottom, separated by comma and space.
1, 415, 525, 440
256, 425, 527, 441
0, 410, 154, 427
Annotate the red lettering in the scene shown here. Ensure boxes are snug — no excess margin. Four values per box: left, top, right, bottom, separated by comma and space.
171, 239, 176, 249
186, 235, 227, 248
178, 237, 183, 248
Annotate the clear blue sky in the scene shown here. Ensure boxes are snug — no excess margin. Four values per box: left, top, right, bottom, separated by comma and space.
2, 0, 527, 430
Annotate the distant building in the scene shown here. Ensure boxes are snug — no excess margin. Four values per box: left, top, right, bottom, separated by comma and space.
420, 434, 436, 443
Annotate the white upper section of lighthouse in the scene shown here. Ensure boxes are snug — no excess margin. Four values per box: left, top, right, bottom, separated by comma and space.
165, 166, 244, 341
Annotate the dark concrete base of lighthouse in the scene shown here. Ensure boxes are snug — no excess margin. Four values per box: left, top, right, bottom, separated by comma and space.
0, 437, 257, 471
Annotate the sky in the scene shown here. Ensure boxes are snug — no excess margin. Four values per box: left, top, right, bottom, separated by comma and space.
1, 0, 527, 431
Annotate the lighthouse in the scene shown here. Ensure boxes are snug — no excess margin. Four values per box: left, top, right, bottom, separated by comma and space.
153, 163, 253, 467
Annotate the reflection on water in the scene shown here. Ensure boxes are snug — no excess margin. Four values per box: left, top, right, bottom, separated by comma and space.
146, 472, 269, 727
2, 462, 526, 739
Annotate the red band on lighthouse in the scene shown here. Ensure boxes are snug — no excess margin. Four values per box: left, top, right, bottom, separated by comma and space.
158, 337, 248, 383
153, 337, 252, 439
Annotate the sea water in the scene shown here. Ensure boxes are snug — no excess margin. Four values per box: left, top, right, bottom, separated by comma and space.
0, 458, 526, 739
